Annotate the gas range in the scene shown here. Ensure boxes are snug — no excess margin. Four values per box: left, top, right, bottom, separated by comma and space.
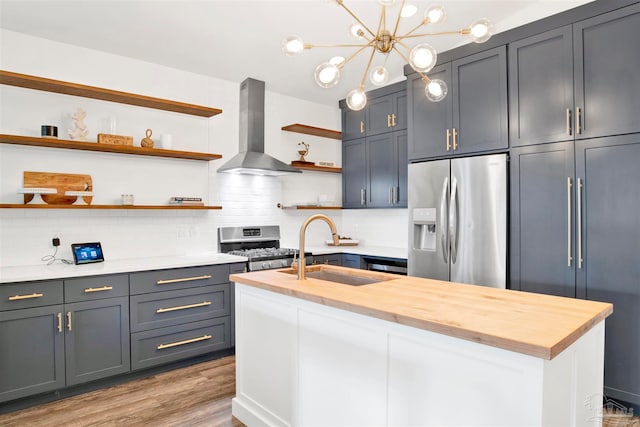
218, 226, 312, 271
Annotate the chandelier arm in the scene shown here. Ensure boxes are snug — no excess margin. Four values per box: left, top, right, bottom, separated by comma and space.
401, 18, 429, 39
396, 29, 471, 40
392, 0, 407, 38
339, 41, 377, 69
336, 0, 377, 39
304, 43, 372, 49
359, 46, 378, 89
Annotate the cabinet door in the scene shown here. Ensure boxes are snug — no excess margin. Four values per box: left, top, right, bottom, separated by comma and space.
576, 135, 640, 406
342, 108, 366, 141
510, 142, 576, 297
395, 130, 408, 207
574, 4, 640, 140
367, 133, 396, 207
65, 297, 130, 386
342, 138, 367, 208
342, 254, 361, 269
407, 64, 452, 161
452, 46, 508, 154
394, 91, 407, 131
0, 305, 65, 403
367, 94, 395, 136
509, 26, 574, 146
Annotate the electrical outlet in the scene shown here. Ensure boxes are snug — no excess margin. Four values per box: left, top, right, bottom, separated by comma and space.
52, 237, 60, 247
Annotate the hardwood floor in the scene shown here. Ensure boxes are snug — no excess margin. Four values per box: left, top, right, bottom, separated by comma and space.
0, 355, 244, 427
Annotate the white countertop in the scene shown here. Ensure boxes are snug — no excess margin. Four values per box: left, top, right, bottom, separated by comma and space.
0, 252, 247, 284
306, 245, 407, 259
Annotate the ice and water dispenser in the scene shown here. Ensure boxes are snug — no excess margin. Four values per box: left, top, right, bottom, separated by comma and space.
412, 208, 437, 251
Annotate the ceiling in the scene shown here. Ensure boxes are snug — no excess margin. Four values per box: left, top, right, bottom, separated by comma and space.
0, 0, 593, 107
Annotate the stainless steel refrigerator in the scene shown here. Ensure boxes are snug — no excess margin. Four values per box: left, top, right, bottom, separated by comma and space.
408, 154, 507, 288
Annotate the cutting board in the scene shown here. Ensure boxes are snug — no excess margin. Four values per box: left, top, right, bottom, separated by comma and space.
23, 171, 93, 205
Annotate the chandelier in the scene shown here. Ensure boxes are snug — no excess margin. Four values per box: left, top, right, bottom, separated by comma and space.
282, 0, 494, 110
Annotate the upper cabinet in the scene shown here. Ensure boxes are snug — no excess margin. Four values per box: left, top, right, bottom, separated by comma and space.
509, 4, 640, 146
341, 108, 366, 142
366, 90, 407, 136
408, 46, 508, 161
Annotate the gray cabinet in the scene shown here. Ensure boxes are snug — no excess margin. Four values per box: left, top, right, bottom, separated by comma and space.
342, 108, 366, 141
510, 142, 576, 297
130, 264, 232, 370
408, 46, 508, 161
0, 280, 65, 403
509, 4, 640, 147
575, 134, 640, 406
341, 82, 408, 209
342, 254, 362, 269
313, 253, 342, 266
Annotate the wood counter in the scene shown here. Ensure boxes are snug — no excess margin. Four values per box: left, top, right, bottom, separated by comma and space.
230, 265, 612, 360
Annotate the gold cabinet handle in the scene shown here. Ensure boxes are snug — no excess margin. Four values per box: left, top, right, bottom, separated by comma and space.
57, 312, 63, 333
452, 128, 458, 150
392, 113, 397, 127
566, 108, 572, 135
360, 120, 364, 134
156, 301, 212, 314
84, 286, 113, 293
156, 275, 211, 285
157, 334, 212, 350
387, 114, 392, 128
8, 292, 43, 301
66, 311, 72, 331
446, 128, 451, 151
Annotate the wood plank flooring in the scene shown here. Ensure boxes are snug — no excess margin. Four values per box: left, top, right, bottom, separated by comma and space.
0, 355, 244, 427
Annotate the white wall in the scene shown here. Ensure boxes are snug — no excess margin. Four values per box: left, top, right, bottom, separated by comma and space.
0, 29, 407, 268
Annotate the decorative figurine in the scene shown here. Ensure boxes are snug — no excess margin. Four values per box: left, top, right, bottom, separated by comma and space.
68, 108, 89, 141
141, 128, 154, 148
297, 141, 310, 162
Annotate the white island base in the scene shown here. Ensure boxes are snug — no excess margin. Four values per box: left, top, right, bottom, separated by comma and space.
232, 283, 605, 427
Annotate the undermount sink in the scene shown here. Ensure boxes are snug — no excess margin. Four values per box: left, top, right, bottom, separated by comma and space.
279, 265, 393, 286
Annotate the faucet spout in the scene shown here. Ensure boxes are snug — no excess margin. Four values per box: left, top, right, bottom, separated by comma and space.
298, 214, 339, 280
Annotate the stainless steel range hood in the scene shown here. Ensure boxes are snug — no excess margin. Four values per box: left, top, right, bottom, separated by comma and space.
217, 78, 301, 176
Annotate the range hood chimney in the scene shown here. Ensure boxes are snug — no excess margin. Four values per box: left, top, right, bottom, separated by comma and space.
217, 78, 301, 176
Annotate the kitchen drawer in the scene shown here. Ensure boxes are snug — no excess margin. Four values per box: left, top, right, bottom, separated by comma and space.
342, 254, 362, 269
131, 317, 230, 370
0, 280, 63, 311
130, 283, 229, 332
64, 274, 129, 303
130, 264, 229, 295
229, 262, 246, 275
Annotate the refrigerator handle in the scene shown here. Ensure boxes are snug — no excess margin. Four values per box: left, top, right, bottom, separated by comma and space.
449, 177, 458, 264
440, 177, 449, 263
577, 177, 583, 269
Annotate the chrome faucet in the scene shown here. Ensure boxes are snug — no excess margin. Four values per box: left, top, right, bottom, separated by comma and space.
298, 214, 340, 280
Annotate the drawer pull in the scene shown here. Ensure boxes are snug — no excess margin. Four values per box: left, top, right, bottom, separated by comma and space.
156, 275, 212, 285
84, 286, 113, 293
157, 334, 212, 350
8, 292, 44, 301
156, 301, 212, 314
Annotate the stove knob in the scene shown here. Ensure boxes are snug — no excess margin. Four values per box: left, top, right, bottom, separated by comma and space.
281, 260, 288, 267
262, 262, 268, 269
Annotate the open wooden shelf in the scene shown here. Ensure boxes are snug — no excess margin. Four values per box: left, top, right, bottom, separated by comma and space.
281, 124, 342, 140
0, 70, 222, 117
0, 204, 222, 210
0, 134, 222, 161
277, 204, 341, 210
290, 163, 341, 173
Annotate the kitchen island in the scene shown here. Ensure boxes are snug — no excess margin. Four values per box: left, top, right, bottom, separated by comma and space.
230, 265, 612, 427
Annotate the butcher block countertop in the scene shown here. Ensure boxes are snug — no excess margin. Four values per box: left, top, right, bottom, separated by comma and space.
230, 265, 612, 360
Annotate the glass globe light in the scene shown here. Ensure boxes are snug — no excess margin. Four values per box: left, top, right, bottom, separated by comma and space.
401, 4, 418, 18
349, 22, 366, 39
409, 43, 438, 73
314, 62, 340, 88
425, 4, 447, 24
282, 34, 304, 56
469, 18, 494, 43
425, 79, 448, 102
370, 66, 389, 86
346, 88, 367, 111
329, 56, 345, 66
377, 0, 396, 6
